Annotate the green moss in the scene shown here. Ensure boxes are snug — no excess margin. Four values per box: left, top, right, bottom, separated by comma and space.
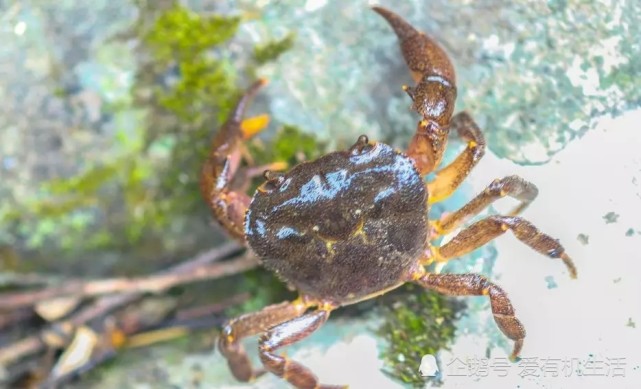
272, 125, 323, 162
377, 285, 463, 387
144, 5, 240, 65
143, 4, 241, 122
137, 5, 243, 223
249, 124, 324, 165
254, 33, 296, 65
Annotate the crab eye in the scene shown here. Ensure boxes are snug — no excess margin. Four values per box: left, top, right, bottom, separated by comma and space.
349, 134, 372, 155
262, 170, 286, 192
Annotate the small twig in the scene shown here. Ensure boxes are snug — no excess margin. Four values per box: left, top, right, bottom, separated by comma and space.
0, 272, 62, 288
0, 242, 246, 369
0, 251, 257, 310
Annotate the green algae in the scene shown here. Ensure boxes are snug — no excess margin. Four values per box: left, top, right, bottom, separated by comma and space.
254, 32, 296, 66
377, 285, 464, 387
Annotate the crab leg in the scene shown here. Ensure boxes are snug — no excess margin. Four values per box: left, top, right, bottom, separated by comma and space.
219, 300, 307, 382
200, 79, 270, 241
432, 175, 539, 235
427, 112, 487, 203
259, 309, 346, 389
411, 271, 525, 360
430, 215, 577, 279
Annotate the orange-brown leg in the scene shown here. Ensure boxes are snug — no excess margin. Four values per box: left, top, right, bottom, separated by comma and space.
200, 79, 270, 241
259, 309, 346, 389
427, 112, 486, 203
433, 175, 539, 236
412, 271, 525, 360
219, 300, 306, 382
431, 215, 577, 278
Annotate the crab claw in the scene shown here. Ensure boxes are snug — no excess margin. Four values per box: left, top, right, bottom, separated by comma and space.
373, 6, 457, 127
200, 79, 269, 241
372, 6, 455, 84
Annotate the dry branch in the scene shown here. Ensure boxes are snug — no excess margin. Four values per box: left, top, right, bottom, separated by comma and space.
0, 249, 256, 310
0, 241, 252, 370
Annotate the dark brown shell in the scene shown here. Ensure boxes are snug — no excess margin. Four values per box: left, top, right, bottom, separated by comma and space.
245, 141, 428, 304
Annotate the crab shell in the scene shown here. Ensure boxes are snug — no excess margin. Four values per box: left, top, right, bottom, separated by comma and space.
245, 140, 429, 304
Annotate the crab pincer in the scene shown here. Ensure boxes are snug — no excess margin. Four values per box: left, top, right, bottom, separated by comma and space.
199, 79, 271, 241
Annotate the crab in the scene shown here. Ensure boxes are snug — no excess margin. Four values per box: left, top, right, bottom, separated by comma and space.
200, 6, 577, 389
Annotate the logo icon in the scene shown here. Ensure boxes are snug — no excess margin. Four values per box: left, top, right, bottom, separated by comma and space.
419, 354, 439, 377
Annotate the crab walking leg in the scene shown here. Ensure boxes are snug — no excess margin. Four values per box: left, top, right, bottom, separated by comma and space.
432, 176, 539, 236
427, 112, 487, 203
219, 300, 306, 382
200, 79, 269, 241
433, 216, 577, 278
259, 309, 346, 389
412, 272, 525, 360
